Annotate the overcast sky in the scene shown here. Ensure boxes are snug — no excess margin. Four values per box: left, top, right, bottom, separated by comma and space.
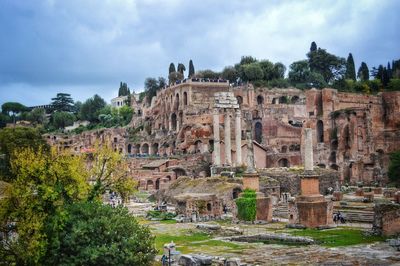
0, 0, 399, 107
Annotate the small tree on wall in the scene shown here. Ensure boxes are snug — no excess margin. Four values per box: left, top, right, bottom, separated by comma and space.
388, 151, 400, 187
235, 189, 257, 221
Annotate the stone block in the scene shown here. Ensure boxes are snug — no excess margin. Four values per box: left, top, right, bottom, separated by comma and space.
332, 191, 343, 201
242, 173, 260, 191
363, 192, 374, 202
256, 196, 272, 222
373, 187, 383, 194
355, 188, 364, 197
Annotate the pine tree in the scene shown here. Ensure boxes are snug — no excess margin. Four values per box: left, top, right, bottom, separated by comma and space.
169, 63, 176, 74
188, 59, 195, 78
345, 53, 356, 81
357, 62, 369, 81
177, 63, 186, 75
310, 41, 317, 52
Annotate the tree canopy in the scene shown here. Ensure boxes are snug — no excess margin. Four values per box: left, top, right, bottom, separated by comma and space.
345, 53, 356, 81
118, 82, 131, 97
188, 59, 195, 78
80, 94, 107, 122
51, 93, 74, 113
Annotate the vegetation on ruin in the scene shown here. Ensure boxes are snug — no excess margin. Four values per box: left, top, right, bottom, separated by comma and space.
146, 210, 176, 220
235, 189, 257, 221
288, 228, 386, 247
388, 150, 400, 187
0, 143, 152, 265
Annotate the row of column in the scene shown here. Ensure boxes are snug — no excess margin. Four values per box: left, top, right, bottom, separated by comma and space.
213, 108, 241, 166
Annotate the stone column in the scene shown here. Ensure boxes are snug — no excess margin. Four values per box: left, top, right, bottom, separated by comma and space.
235, 109, 242, 166
213, 108, 221, 166
304, 128, 313, 171
169, 115, 172, 131
224, 111, 232, 166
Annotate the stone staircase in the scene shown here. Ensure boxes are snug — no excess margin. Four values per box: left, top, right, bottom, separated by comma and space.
335, 209, 374, 223
273, 202, 289, 219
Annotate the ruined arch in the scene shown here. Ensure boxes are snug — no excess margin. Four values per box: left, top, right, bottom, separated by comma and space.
236, 96, 243, 105
279, 96, 287, 104
171, 113, 177, 131
232, 187, 242, 199
127, 144, 132, 154
175, 93, 180, 110
330, 164, 339, 171
281, 146, 288, 153
173, 168, 186, 178
329, 151, 337, 163
317, 163, 326, 168
316, 120, 324, 143
257, 95, 264, 105
155, 178, 160, 190
141, 143, 149, 154
291, 96, 300, 104
278, 158, 290, 167
134, 144, 140, 154
152, 143, 159, 155
146, 179, 154, 190
194, 140, 203, 153
272, 98, 278, 104
254, 121, 262, 144
331, 140, 338, 150
183, 91, 188, 106
166, 175, 172, 181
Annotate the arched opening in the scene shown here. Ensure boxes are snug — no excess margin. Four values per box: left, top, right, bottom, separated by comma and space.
134, 144, 140, 154
183, 91, 188, 106
166, 175, 172, 181
316, 120, 324, 143
194, 140, 203, 153
278, 158, 290, 167
317, 164, 326, 168
114, 137, 118, 143
173, 168, 186, 178
207, 203, 212, 212
279, 96, 287, 104
146, 180, 154, 190
257, 95, 264, 105
329, 151, 337, 163
330, 164, 339, 171
281, 146, 288, 153
152, 143, 159, 155
343, 125, 350, 149
254, 121, 262, 144
272, 98, 277, 104
155, 178, 160, 190
291, 96, 300, 104
236, 96, 243, 105
232, 188, 242, 199
331, 140, 338, 150
171, 113, 177, 131
175, 93, 180, 110
127, 144, 132, 154
141, 143, 149, 154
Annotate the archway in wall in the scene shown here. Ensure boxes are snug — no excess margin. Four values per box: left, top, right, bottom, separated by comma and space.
166, 175, 172, 181
317, 164, 326, 168
183, 92, 188, 106
155, 178, 160, 190
237, 96, 243, 105
257, 95, 264, 105
329, 151, 337, 163
127, 144, 132, 154
331, 140, 338, 150
175, 93, 180, 110
278, 158, 290, 167
173, 168, 186, 178
279, 96, 287, 104
194, 140, 203, 153
152, 143, 159, 155
232, 188, 242, 199
291, 96, 300, 104
141, 143, 149, 154
330, 164, 339, 171
317, 120, 324, 143
134, 144, 140, 154
272, 98, 277, 104
281, 146, 288, 153
146, 180, 154, 190
254, 122, 262, 143
171, 113, 177, 131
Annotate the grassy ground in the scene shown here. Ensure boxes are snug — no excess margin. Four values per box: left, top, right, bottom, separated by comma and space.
287, 227, 386, 247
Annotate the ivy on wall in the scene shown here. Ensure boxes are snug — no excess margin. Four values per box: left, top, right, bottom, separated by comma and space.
235, 189, 257, 221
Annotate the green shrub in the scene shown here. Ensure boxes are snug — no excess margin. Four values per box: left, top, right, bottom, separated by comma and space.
235, 189, 257, 221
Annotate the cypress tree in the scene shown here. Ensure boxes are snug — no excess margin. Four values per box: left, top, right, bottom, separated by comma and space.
188, 59, 195, 78
169, 63, 176, 74
345, 53, 356, 81
310, 41, 317, 52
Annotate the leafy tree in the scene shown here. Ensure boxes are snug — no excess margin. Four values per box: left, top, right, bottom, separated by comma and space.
51, 93, 74, 112
119, 105, 133, 125
168, 71, 184, 84
221, 66, 239, 83
188, 59, 195, 78
239, 56, 257, 65
168, 63, 176, 74
258, 60, 275, 80
345, 53, 356, 81
177, 63, 186, 75
80, 94, 107, 122
307, 47, 346, 83
243, 63, 264, 81
144, 77, 166, 104
86, 144, 137, 202
0, 127, 49, 181
52, 111, 75, 129
158, 77, 167, 89
387, 79, 400, 91
310, 41, 317, 52
357, 62, 369, 81
288, 60, 327, 88
0, 148, 89, 264
194, 69, 220, 79
372, 65, 390, 87
235, 189, 257, 221
0, 113, 10, 128
388, 150, 400, 186
43, 202, 156, 265
74, 101, 82, 119
1, 102, 29, 124
26, 108, 48, 125
273, 62, 286, 79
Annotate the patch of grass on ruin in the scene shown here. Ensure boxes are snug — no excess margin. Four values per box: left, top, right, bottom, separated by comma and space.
288, 227, 386, 247
159, 219, 177, 224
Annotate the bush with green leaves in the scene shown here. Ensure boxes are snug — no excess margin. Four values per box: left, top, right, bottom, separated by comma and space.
235, 189, 257, 221
44, 202, 157, 266
146, 210, 176, 220
388, 151, 400, 187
